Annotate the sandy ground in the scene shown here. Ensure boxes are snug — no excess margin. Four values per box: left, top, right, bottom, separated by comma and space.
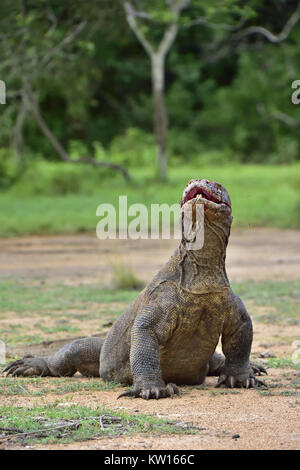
0, 227, 299, 284
0, 228, 299, 450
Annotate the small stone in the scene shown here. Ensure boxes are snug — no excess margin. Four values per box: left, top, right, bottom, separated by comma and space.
259, 350, 276, 358
232, 434, 240, 439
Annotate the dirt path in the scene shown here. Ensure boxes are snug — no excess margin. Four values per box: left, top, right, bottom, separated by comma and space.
0, 228, 299, 450
0, 228, 299, 284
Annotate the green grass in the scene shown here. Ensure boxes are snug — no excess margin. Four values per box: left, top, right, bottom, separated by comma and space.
0, 279, 299, 346
232, 280, 300, 324
0, 282, 137, 315
0, 404, 198, 444
258, 390, 300, 397
265, 358, 300, 370
0, 377, 122, 397
0, 163, 300, 236
0, 282, 138, 345
0, 279, 298, 326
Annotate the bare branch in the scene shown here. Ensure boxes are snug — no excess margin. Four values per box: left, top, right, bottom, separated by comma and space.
158, 23, 178, 57
172, 0, 191, 14
165, 0, 191, 15
234, 1, 300, 43
45, 0, 58, 35
124, 1, 191, 58
257, 103, 300, 127
23, 84, 131, 181
271, 110, 300, 127
124, 1, 154, 56
201, 1, 300, 64
185, 16, 246, 31
41, 20, 88, 66
158, 1, 191, 57
125, 8, 153, 20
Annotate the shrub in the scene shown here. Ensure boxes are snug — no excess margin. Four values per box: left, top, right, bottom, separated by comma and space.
0, 148, 20, 189
111, 262, 145, 291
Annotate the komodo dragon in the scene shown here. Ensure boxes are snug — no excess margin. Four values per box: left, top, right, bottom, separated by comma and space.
3, 179, 267, 399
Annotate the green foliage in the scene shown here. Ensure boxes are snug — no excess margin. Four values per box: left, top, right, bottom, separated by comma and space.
198, 46, 300, 162
108, 128, 156, 167
6, 159, 113, 196
0, 149, 20, 188
0, 0, 299, 199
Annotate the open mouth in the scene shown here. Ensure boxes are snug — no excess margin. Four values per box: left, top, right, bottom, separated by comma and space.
181, 185, 220, 207
181, 181, 222, 208
180, 180, 232, 213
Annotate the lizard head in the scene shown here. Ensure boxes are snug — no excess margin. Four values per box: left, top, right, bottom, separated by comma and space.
180, 179, 233, 254
181, 178, 232, 217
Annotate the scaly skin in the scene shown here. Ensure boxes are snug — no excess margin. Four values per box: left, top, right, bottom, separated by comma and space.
3, 179, 267, 398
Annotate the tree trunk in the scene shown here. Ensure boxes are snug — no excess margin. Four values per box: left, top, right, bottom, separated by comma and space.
12, 89, 27, 168
151, 54, 168, 181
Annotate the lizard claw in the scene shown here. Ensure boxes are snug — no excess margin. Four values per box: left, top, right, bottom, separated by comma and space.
216, 372, 268, 389
216, 374, 227, 387
117, 382, 180, 400
1, 356, 49, 377
250, 361, 268, 376
117, 389, 138, 399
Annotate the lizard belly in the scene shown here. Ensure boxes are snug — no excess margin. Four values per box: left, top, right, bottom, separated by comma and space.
159, 330, 219, 385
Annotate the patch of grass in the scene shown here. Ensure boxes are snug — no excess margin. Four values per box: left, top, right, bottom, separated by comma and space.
232, 280, 300, 324
0, 377, 122, 397
265, 358, 300, 370
257, 390, 300, 397
0, 281, 136, 316
0, 282, 138, 345
1, 279, 299, 347
0, 163, 300, 237
209, 389, 241, 396
0, 404, 199, 444
111, 262, 145, 291
37, 325, 80, 335
1, 280, 299, 325
3, 334, 43, 346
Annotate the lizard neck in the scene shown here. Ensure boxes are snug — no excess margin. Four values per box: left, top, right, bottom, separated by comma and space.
178, 216, 231, 292
181, 215, 231, 267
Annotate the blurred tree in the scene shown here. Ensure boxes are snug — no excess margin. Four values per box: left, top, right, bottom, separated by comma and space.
124, 0, 191, 181
0, 0, 299, 187
123, 0, 300, 179
0, 0, 130, 180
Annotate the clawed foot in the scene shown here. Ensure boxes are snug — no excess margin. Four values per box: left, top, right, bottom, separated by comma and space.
118, 382, 180, 400
1, 355, 49, 377
216, 371, 267, 389
250, 361, 267, 376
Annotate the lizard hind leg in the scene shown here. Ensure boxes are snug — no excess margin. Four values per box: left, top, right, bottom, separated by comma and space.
70, 337, 104, 377
3, 336, 104, 378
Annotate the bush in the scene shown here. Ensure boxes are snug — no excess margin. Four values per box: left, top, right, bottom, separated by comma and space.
111, 262, 145, 291
8, 159, 115, 196
193, 148, 240, 166
0, 148, 20, 189
108, 128, 156, 168
267, 137, 299, 164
